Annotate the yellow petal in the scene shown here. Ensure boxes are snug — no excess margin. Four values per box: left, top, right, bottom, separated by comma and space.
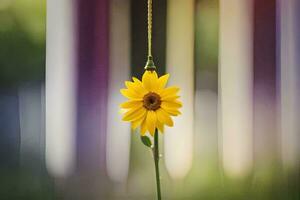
120, 89, 143, 100
120, 100, 143, 109
131, 113, 146, 130
146, 110, 157, 136
156, 108, 173, 127
157, 74, 169, 89
161, 95, 180, 101
161, 107, 181, 116
132, 77, 142, 84
159, 86, 180, 97
142, 71, 152, 91
140, 117, 147, 135
157, 120, 164, 133
152, 71, 158, 79
142, 71, 158, 92
161, 100, 182, 109
125, 81, 148, 96
122, 107, 146, 121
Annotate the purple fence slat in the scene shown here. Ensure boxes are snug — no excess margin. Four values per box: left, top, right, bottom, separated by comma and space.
76, 0, 109, 173
253, 0, 279, 164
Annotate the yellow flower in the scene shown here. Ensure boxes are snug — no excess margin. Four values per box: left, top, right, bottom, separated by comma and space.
120, 70, 182, 136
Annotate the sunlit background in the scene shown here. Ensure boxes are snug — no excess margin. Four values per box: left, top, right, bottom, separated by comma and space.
0, 0, 299, 199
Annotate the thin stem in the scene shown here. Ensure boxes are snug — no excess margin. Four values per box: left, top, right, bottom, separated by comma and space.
153, 129, 162, 200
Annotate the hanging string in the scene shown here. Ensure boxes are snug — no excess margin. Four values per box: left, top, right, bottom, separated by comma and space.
145, 0, 156, 70
147, 0, 152, 57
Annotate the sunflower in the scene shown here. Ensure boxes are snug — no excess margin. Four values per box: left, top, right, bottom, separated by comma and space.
120, 70, 182, 136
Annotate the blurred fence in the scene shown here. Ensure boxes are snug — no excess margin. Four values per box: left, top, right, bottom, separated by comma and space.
0, 0, 299, 199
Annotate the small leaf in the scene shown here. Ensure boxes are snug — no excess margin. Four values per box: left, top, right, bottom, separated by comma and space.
141, 136, 152, 148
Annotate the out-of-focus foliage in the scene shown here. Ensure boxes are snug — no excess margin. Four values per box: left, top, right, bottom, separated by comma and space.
0, 0, 46, 86
0, 169, 54, 200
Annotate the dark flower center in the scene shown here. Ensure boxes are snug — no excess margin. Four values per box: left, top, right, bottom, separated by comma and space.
143, 92, 161, 110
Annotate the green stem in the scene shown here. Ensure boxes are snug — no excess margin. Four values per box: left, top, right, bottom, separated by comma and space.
153, 129, 162, 200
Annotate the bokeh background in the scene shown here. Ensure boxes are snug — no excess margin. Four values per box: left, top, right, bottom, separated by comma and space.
0, 0, 300, 199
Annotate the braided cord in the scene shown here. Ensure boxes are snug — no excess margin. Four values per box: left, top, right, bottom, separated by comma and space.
148, 0, 152, 57
144, 0, 155, 70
